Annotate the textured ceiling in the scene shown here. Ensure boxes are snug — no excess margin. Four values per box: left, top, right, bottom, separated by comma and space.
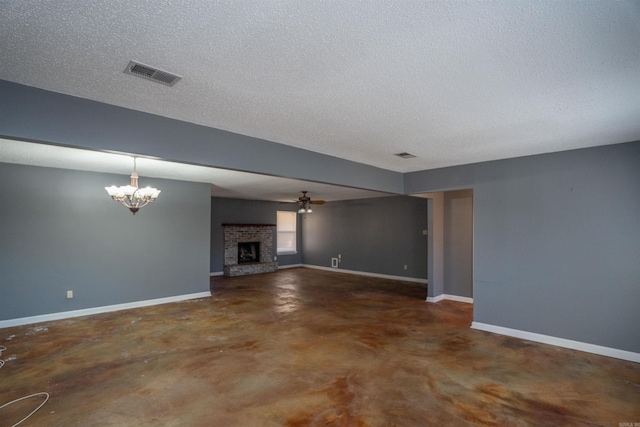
1, 0, 639, 175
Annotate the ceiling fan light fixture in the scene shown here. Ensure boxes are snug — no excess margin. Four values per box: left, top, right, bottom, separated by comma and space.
297, 190, 319, 214
297, 202, 313, 214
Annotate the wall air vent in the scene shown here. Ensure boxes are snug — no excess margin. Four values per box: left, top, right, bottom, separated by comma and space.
123, 61, 182, 87
394, 152, 416, 159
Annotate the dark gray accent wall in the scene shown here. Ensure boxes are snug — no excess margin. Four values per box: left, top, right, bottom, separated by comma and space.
406, 142, 640, 353
0, 80, 403, 194
0, 163, 211, 320
210, 197, 302, 272
444, 190, 474, 298
302, 196, 428, 280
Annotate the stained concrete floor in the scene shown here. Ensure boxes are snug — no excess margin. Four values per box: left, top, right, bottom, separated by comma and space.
1, 268, 639, 426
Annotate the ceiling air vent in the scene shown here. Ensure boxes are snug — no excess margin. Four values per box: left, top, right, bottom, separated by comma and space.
394, 152, 416, 159
124, 61, 182, 87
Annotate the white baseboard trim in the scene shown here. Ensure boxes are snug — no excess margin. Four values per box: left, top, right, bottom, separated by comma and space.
278, 264, 303, 270
445, 294, 474, 303
302, 264, 428, 284
426, 294, 473, 304
210, 271, 224, 277
0, 291, 212, 329
471, 322, 640, 363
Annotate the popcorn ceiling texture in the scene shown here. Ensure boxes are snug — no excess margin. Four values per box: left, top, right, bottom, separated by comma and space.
1, 1, 639, 172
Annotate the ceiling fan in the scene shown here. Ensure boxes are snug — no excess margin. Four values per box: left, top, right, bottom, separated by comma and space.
296, 191, 325, 213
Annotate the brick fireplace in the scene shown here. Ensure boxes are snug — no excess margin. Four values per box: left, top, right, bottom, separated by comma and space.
222, 224, 278, 276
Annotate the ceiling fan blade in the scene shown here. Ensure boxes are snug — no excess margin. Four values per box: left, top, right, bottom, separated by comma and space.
309, 200, 326, 204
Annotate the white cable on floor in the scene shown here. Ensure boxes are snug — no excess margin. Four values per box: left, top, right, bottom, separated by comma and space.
0, 345, 50, 426
0, 392, 50, 427
0, 345, 6, 368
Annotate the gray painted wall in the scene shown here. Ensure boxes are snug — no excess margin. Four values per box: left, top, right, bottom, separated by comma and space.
302, 196, 428, 281
210, 197, 302, 272
0, 163, 211, 320
406, 142, 640, 353
444, 190, 473, 298
0, 79, 403, 194
425, 194, 444, 299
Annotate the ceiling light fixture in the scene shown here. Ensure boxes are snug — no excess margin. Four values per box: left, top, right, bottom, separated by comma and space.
297, 190, 314, 214
297, 202, 313, 214
105, 158, 160, 214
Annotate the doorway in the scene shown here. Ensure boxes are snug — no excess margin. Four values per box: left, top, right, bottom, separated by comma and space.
416, 189, 474, 303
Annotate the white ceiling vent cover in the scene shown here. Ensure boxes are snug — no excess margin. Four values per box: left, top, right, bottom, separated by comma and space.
124, 61, 182, 87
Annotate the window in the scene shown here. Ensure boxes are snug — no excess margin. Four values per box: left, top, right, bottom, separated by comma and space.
277, 211, 297, 255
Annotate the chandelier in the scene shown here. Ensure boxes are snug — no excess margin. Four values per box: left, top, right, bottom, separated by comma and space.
105, 158, 160, 214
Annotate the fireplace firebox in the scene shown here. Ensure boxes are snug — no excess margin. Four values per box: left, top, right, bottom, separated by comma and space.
238, 242, 260, 264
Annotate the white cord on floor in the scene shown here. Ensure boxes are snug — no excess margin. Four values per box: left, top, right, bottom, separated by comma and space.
0, 345, 50, 426
0, 392, 50, 427
0, 345, 6, 369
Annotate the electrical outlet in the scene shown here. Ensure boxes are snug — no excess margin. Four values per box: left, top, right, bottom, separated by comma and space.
67, 290, 73, 299
403, 265, 408, 270
423, 229, 428, 235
